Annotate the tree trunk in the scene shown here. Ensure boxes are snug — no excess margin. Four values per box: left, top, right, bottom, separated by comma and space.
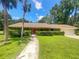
3, 6, 8, 41
74, 6, 77, 24
21, 13, 25, 39
21, 19, 24, 39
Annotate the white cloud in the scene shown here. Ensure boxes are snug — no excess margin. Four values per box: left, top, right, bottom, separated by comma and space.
12, 16, 20, 20
37, 16, 44, 20
32, 0, 42, 10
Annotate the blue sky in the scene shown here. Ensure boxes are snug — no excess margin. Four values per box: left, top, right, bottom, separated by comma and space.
0, 0, 60, 22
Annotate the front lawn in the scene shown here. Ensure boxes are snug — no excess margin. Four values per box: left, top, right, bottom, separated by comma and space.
0, 31, 3, 41
38, 36, 79, 59
0, 35, 4, 41
0, 37, 29, 59
0, 31, 3, 34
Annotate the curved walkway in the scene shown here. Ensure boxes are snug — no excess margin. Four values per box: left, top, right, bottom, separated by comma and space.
16, 37, 39, 59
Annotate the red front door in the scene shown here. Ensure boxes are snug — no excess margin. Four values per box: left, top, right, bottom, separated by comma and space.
32, 28, 36, 34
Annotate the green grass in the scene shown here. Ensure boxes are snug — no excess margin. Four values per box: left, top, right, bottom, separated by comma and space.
0, 35, 4, 41
0, 31, 3, 34
0, 31, 4, 41
0, 37, 29, 59
38, 36, 79, 59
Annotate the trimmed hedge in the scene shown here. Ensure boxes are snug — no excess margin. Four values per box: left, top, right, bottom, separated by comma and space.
9, 30, 21, 37
36, 31, 64, 36
52, 31, 64, 35
36, 31, 53, 36
9, 29, 64, 37
9, 29, 32, 38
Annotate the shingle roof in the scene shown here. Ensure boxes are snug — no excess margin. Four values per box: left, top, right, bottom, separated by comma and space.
9, 22, 51, 29
9, 22, 77, 29
49, 24, 77, 29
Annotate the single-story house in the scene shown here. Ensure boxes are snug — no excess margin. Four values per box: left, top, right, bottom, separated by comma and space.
9, 22, 78, 36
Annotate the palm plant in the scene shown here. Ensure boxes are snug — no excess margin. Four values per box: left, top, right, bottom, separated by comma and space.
0, 0, 17, 41
20, 0, 31, 39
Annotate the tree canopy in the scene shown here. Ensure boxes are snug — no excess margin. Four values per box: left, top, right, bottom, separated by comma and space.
50, 0, 79, 26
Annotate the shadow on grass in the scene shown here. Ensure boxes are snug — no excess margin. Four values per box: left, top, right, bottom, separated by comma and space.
0, 36, 30, 47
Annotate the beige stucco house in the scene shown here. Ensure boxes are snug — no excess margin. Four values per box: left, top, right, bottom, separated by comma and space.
9, 22, 79, 39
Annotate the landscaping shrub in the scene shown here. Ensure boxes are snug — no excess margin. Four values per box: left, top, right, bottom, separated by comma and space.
9, 30, 31, 38
36, 31, 53, 36
52, 31, 64, 35
9, 30, 21, 37
23, 31, 31, 37
75, 29, 79, 35
36, 31, 64, 36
